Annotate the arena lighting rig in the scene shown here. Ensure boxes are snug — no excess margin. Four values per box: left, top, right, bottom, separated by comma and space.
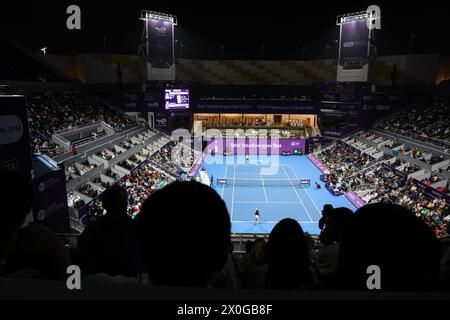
139, 10, 177, 25
336, 8, 381, 26
138, 9, 177, 60
336, 11, 368, 25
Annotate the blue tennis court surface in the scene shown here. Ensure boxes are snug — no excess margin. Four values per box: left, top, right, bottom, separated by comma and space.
200, 154, 356, 235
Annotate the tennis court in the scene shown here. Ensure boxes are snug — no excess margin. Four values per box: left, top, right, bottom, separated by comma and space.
200, 154, 356, 235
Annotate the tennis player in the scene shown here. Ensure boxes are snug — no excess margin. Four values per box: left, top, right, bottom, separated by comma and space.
254, 208, 260, 224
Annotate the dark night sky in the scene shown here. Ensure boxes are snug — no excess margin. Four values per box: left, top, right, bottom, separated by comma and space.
1, 0, 449, 59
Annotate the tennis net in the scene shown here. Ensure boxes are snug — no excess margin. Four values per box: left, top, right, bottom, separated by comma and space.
217, 178, 310, 187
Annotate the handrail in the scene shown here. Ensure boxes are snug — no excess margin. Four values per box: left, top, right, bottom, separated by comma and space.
344, 162, 382, 182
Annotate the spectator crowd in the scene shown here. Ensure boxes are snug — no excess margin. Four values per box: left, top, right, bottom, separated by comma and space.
1, 169, 450, 295
78, 163, 171, 222
379, 98, 450, 143
316, 141, 449, 237
348, 166, 450, 237
22, 90, 136, 157
149, 141, 196, 176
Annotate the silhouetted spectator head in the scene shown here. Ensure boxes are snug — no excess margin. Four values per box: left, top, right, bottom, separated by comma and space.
245, 240, 254, 254
266, 218, 314, 289
0, 168, 33, 262
5, 223, 71, 280
136, 181, 231, 287
336, 203, 442, 291
319, 207, 353, 245
319, 204, 334, 230
102, 184, 128, 216
250, 238, 267, 266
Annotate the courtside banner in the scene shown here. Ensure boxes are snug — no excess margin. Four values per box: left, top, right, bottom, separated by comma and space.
307, 154, 331, 175
31, 168, 70, 233
207, 139, 306, 155
196, 99, 318, 114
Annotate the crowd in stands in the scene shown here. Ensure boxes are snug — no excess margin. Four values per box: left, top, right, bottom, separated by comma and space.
124, 163, 169, 218
318, 143, 372, 179
66, 165, 78, 175
22, 90, 136, 157
199, 116, 310, 129
318, 138, 450, 237
67, 191, 85, 209
96, 147, 118, 161
2, 169, 450, 294
104, 168, 121, 180
379, 98, 450, 142
349, 166, 450, 237
380, 153, 394, 161
150, 141, 195, 176
66, 162, 98, 181
118, 160, 134, 171
79, 183, 98, 199
422, 174, 441, 186
79, 163, 171, 222
398, 147, 445, 165
92, 176, 111, 190
392, 159, 419, 174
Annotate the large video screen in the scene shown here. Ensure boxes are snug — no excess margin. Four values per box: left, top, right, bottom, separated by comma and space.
164, 89, 190, 110
339, 19, 370, 65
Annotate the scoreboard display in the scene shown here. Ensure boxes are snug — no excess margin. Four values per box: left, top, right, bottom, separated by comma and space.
164, 89, 190, 110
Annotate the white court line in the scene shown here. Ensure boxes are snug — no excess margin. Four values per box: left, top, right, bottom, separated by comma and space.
221, 164, 228, 199
281, 165, 313, 222
225, 177, 300, 181
231, 164, 236, 221
261, 178, 268, 203
234, 201, 304, 204
287, 165, 322, 217
232, 220, 317, 224
234, 164, 265, 168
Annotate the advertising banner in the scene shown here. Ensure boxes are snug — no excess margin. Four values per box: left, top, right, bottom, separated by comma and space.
188, 153, 205, 179
196, 99, 319, 114
31, 168, 70, 233
155, 112, 171, 132
0, 96, 32, 180
345, 190, 366, 208
307, 154, 331, 174
122, 91, 142, 112
207, 139, 306, 155
122, 91, 162, 112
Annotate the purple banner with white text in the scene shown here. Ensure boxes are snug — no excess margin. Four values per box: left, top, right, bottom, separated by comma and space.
307, 154, 331, 174
188, 152, 206, 179
206, 139, 306, 155
345, 190, 366, 209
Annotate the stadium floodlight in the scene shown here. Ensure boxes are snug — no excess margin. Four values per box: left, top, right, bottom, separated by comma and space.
140, 10, 177, 26
336, 11, 369, 25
